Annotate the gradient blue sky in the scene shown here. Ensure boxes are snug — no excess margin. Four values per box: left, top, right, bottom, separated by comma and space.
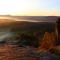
0, 0, 60, 16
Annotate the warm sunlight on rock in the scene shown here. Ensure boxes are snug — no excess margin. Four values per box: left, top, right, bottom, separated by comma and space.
39, 32, 56, 51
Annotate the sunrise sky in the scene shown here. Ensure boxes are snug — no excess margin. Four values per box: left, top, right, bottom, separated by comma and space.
0, 0, 60, 16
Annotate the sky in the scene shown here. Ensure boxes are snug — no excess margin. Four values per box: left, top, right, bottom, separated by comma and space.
0, 0, 60, 16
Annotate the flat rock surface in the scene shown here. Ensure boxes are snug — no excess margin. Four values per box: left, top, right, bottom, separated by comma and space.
0, 44, 60, 60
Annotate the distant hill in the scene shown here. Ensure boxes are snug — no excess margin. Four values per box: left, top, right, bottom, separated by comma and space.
13, 16, 59, 22
0, 16, 59, 22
